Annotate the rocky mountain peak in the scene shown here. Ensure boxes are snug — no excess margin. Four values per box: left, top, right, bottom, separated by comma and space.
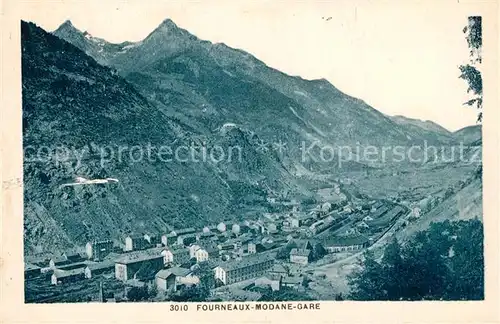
54, 19, 80, 34
145, 18, 194, 41
159, 18, 179, 29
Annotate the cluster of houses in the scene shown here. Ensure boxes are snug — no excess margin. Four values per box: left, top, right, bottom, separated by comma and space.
24, 197, 406, 300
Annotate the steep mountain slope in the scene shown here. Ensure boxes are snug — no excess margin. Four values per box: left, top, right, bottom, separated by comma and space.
22, 21, 301, 254
388, 115, 453, 143
453, 125, 482, 145
54, 19, 455, 170
395, 176, 482, 243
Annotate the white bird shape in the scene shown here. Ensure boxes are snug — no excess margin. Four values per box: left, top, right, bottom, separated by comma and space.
60, 176, 119, 188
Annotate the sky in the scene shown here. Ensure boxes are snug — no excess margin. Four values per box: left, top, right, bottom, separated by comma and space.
19, 0, 482, 131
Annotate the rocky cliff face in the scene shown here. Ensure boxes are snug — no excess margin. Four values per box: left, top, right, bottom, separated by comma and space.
23, 21, 301, 254
54, 19, 455, 150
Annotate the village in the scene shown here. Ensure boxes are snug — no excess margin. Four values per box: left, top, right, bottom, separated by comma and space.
24, 183, 413, 302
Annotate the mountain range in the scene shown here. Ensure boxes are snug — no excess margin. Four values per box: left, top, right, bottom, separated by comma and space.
22, 19, 481, 253
53, 19, 462, 145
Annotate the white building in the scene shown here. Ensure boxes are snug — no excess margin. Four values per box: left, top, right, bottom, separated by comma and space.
195, 248, 209, 263
155, 267, 199, 292
163, 248, 190, 265
214, 254, 274, 285
189, 244, 201, 259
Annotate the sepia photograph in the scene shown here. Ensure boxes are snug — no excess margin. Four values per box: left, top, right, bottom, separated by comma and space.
1, 0, 499, 323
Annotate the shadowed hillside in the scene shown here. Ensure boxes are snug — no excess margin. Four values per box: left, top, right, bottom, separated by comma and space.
22, 21, 302, 253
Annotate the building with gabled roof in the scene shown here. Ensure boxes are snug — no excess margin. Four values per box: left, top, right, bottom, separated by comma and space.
164, 247, 190, 266
125, 235, 150, 252
56, 262, 89, 271
281, 275, 304, 289
49, 256, 70, 269
370, 206, 405, 228
115, 253, 164, 282
51, 268, 86, 285
214, 254, 274, 285
161, 233, 177, 246
289, 248, 311, 265
86, 240, 113, 261
144, 234, 162, 246
267, 263, 289, 277
155, 267, 199, 292
62, 251, 84, 263
171, 227, 196, 237
195, 244, 219, 263
84, 260, 115, 279
255, 275, 281, 291
197, 231, 216, 241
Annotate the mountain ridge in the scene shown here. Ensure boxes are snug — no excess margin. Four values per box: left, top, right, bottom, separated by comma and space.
52, 18, 457, 152
23, 20, 306, 253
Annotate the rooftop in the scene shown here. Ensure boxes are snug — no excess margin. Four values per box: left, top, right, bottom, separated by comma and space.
371, 206, 390, 218
178, 233, 197, 239
269, 263, 288, 274
291, 213, 314, 221
282, 275, 303, 285
173, 228, 196, 235
322, 235, 369, 247
89, 239, 113, 245
156, 267, 191, 279
198, 232, 216, 237
53, 268, 85, 278
201, 243, 218, 254
218, 253, 274, 272
370, 206, 405, 226
57, 262, 89, 270
63, 251, 81, 258
86, 260, 115, 271
115, 251, 164, 265
126, 235, 145, 240
170, 247, 189, 255
24, 263, 41, 271
290, 248, 311, 257
287, 238, 318, 250
50, 256, 68, 263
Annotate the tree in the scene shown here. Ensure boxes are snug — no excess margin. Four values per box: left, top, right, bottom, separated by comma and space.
258, 287, 316, 301
348, 250, 388, 300
312, 243, 327, 261
170, 285, 210, 302
348, 219, 484, 300
126, 286, 151, 302
459, 16, 483, 122
445, 218, 484, 300
381, 238, 405, 299
192, 262, 216, 289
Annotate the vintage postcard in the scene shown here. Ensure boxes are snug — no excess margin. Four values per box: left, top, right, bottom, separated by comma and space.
1, 0, 499, 323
